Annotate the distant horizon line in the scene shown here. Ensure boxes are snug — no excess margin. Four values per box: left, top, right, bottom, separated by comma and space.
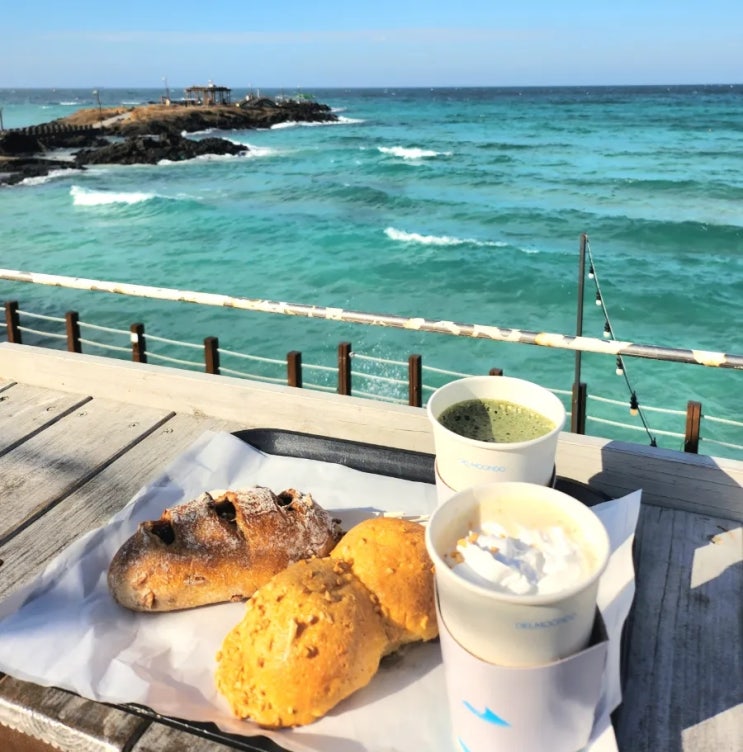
1, 81, 741, 91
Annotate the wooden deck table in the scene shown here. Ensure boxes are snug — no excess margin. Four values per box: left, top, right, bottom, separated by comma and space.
0, 343, 740, 752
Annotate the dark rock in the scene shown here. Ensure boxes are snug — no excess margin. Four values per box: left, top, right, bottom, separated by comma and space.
0, 131, 44, 156
75, 131, 248, 166
0, 157, 79, 186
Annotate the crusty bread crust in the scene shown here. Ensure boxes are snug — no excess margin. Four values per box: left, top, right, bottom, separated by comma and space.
107, 487, 342, 611
215, 557, 388, 728
330, 517, 437, 652
215, 517, 438, 727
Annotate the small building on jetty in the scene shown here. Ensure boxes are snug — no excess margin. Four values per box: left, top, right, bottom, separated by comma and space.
183, 83, 232, 106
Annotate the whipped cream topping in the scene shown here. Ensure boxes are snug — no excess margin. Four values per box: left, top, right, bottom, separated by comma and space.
447, 520, 589, 596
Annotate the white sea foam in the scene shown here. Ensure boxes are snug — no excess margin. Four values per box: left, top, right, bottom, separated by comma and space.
70, 185, 155, 206
157, 150, 250, 166
270, 117, 363, 130
20, 169, 83, 186
378, 145, 451, 160
184, 128, 217, 137
243, 143, 281, 158
385, 227, 508, 248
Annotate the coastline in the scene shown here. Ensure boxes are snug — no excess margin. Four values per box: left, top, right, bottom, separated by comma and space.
0, 97, 338, 185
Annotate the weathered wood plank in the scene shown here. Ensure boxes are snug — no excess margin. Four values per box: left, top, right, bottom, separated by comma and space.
0, 412, 239, 602
615, 505, 743, 752
556, 433, 743, 521
0, 397, 173, 545
0, 382, 91, 456
0, 675, 147, 752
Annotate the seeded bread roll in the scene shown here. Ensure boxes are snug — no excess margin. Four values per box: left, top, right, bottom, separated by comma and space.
215, 557, 388, 728
108, 487, 342, 612
330, 517, 437, 652
215, 517, 438, 728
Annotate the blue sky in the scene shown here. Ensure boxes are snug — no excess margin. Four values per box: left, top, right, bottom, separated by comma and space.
3, 1, 741, 88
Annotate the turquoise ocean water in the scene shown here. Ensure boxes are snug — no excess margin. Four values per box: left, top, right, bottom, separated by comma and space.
1, 85, 742, 458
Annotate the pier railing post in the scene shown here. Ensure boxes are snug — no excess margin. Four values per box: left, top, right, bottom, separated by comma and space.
130, 323, 147, 363
4, 301, 21, 343
684, 400, 702, 453
408, 354, 422, 407
65, 311, 81, 353
338, 342, 352, 395
572, 233, 588, 433
287, 351, 303, 388
571, 382, 587, 435
204, 336, 220, 375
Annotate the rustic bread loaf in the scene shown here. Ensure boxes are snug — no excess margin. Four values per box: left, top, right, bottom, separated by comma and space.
107, 487, 342, 612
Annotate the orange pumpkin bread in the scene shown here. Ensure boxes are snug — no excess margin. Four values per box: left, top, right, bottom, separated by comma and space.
215, 557, 388, 728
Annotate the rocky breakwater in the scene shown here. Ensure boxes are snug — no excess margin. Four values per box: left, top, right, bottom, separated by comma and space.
0, 98, 338, 186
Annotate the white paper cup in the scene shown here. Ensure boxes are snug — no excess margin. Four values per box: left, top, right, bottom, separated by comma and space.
438, 600, 609, 752
425, 482, 610, 666
427, 376, 566, 489
434, 459, 457, 505
435, 459, 557, 506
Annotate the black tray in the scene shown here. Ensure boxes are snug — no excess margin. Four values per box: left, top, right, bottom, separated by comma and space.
122, 427, 615, 750
233, 427, 610, 507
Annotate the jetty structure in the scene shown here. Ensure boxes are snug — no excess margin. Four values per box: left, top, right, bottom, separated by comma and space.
0, 85, 337, 185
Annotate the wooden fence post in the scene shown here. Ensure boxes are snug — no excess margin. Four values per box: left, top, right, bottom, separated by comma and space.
287, 351, 303, 388
65, 311, 81, 353
684, 400, 702, 453
338, 342, 352, 395
130, 323, 147, 363
408, 354, 422, 407
204, 336, 220, 375
571, 382, 587, 434
4, 301, 21, 343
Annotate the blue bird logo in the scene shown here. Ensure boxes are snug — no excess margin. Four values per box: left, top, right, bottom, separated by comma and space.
463, 700, 510, 727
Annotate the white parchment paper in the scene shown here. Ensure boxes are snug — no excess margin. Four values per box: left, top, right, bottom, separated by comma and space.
0, 430, 641, 752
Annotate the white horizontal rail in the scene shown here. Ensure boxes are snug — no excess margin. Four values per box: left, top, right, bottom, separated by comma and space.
3, 269, 742, 370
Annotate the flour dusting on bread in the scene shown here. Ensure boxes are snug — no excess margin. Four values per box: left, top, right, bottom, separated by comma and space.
108, 486, 342, 612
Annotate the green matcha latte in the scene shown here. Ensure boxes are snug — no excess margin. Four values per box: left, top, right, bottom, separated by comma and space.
438, 398, 556, 443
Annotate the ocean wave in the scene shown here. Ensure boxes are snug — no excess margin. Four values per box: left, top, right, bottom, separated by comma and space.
243, 143, 281, 158
384, 227, 508, 248
184, 128, 217, 137
157, 152, 248, 166
70, 185, 156, 206
270, 117, 363, 130
378, 146, 452, 160
21, 169, 83, 186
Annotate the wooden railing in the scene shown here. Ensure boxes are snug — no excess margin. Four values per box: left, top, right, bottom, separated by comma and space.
2, 300, 715, 454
